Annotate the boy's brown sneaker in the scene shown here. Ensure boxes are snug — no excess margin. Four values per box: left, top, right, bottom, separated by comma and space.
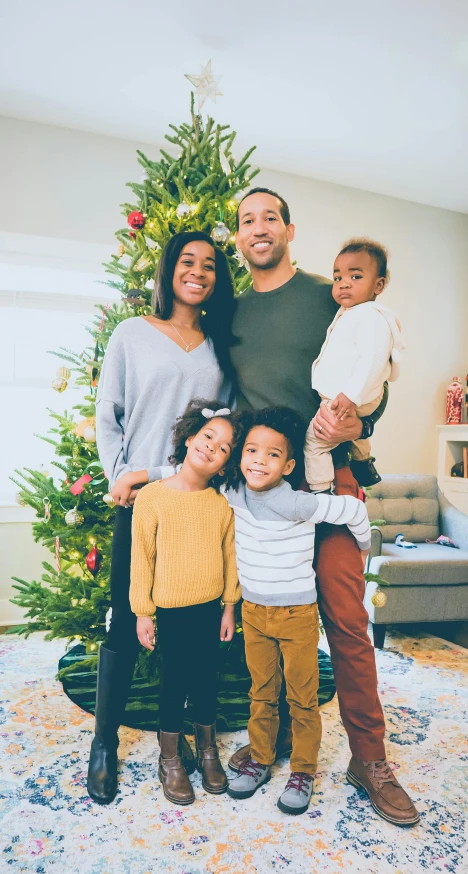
346, 757, 420, 826
228, 733, 293, 773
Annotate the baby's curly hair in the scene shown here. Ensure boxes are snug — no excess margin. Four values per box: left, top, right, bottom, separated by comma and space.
168, 399, 246, 491
338, 237, 390, 286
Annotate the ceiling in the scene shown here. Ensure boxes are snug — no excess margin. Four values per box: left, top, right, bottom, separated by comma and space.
1, 0, 468, 212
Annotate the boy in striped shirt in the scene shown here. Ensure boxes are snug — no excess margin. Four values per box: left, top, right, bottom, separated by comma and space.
226, 407, 370, 815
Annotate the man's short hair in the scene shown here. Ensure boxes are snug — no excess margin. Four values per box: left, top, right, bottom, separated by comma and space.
236, 187, 291, 230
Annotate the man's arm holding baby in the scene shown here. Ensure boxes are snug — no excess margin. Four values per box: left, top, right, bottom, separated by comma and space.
312, 383, 388, 443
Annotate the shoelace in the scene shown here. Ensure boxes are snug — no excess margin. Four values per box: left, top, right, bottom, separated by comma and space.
239, 758, 266, 782
285, 772, 314, 796
365, 759, 396, 788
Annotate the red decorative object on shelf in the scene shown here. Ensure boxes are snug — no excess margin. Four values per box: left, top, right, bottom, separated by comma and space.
446, 376, 463, 425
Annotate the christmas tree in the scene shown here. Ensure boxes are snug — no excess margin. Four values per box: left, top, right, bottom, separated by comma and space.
10, 95, 337, 728
10, 95, 259, 652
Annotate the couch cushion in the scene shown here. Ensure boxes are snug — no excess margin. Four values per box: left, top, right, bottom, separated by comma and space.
369, 543, 468, 586
366, 475, 439, 543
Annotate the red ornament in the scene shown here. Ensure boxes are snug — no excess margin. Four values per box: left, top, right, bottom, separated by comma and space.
129, 231, 136, 240
70, 474, 92, 496
86, 545, 102, 577
127, 211, 146, 230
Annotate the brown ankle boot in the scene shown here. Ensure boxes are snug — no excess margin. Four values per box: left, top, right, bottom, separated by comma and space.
158, 730, 195, 805
194, 723, 228, 794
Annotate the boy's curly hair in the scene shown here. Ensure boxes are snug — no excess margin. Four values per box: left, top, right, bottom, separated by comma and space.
234, 406, 307, 489
168, 399, 246, 491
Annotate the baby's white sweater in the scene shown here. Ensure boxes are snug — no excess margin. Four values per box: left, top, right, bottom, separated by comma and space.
312, 300, 403, 407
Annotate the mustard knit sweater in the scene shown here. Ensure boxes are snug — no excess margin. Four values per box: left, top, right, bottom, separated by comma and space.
129, 481, 240, 616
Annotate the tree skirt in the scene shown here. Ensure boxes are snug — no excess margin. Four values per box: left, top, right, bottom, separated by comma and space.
58, 632, 335, 732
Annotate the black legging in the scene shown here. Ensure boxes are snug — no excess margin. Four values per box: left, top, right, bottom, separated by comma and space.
106, 506, 138, 658
157, 599, 221, 732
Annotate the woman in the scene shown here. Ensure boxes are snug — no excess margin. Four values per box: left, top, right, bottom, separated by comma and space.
87, 231, 236, 805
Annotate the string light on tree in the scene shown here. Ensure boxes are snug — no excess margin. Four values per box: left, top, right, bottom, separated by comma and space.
176, 202, 192, 219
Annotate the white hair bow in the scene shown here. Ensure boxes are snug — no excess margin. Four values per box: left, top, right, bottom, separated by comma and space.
201, 407, 231, 419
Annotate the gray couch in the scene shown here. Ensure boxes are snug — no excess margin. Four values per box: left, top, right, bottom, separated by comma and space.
365, 474, 468, 648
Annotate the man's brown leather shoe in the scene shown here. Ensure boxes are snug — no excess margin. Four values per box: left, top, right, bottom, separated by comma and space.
158, 730, 195, 805
228, 731, 293, 773
194, 723, 228, 794
346, 757, 420, 826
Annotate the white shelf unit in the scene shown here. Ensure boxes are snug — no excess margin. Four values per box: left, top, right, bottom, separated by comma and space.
437, 424, 468, 513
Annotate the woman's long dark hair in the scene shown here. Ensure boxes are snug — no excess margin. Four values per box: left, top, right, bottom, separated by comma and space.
152, 231, 236, 380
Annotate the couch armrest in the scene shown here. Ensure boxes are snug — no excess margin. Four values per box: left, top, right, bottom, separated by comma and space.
370, 525, 383, 558
439, 490, 468, 552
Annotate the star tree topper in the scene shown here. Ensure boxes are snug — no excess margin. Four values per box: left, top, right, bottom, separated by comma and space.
185, 60, 223, 110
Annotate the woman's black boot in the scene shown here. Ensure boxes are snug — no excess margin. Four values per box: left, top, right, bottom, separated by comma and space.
86, 645, 136, 805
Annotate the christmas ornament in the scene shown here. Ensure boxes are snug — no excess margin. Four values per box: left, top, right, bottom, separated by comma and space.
69, 474, 92, 496
176, 202, 192, 219
234, 248, 249, 269
125, 291, 146, 306
15, 492, 26, 507
371, 589, 387, 608
65, 508, 84, 527
55, 536, 61, 574
127, 210, 146, 230
135, 257, 149, 272
446, 376, 463, 425
86, 545, 102, 577
98, 305, 110, 333
83, 425, 96, 443
74, 417, 96, 438
117, 243, 125, 257
129, 231, 136, 240
185, 59, 223, 110
57, 366, 70, 380
52, 376, 67, 393
103, 493, 116, 507
71, 598, 79, 607
43, 497, 51, 523
211, 221, 230, 244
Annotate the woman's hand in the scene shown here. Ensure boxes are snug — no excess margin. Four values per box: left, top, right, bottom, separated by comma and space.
220, 604, 235, 642
137, 616, 156, 651
111, 470, 149, 507
330, 392, 356, 421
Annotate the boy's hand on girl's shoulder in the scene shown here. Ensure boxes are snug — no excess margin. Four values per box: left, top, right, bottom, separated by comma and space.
220, 604, 235, 642
330, 393, 356, 421
137, 616, 156, 651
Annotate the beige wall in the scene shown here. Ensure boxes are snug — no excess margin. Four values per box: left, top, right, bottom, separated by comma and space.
1, 115, 467, 621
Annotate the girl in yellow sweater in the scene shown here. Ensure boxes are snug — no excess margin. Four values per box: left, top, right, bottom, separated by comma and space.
130, 400, 242, 806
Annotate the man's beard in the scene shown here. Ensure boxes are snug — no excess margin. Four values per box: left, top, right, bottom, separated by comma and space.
245, 240, 288, 271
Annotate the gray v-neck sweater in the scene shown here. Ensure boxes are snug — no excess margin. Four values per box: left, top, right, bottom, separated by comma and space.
96, 317, 228, 487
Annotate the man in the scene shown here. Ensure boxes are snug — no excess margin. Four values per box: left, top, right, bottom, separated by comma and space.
228, 187, 419, 827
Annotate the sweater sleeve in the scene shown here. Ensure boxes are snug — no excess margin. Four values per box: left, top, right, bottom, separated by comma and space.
129, 486, 159, 616
221, 508, 241, 605
95, 327, 130, 488
294, 492, 371, 551
341, 309, 392, 406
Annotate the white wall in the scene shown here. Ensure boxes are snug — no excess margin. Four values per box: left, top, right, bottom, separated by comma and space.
1, 114, 468, 622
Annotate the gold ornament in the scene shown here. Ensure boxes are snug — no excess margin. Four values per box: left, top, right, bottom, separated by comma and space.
65, 508, 84, 527
74, 417, 96, 438
52, 376, 68, 393
79, 597, 86, 606
117, 243, 125, 257
371, 589, 388, 608
103, 493, 116, 507
57, 366, 70, 380
83, 426, 96, 443
71, 599, 78, 607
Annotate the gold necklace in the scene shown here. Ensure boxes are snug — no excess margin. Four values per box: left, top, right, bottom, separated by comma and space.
169, 322, 201, 353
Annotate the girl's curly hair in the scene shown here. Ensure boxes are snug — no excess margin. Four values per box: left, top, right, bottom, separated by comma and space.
168, 399, 246, 491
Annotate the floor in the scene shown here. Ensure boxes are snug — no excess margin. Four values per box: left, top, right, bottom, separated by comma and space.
0, 630, 467, 874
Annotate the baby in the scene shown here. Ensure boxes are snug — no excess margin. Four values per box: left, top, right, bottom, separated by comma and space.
305, 238, 403, 492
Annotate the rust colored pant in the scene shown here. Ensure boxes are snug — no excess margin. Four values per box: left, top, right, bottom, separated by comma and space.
313, 466, 386, 760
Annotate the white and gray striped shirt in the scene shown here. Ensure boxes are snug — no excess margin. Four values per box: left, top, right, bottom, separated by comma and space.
225, 480, 370, 607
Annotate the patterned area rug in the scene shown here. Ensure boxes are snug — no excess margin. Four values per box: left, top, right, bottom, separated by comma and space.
0, 631, 467, 874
